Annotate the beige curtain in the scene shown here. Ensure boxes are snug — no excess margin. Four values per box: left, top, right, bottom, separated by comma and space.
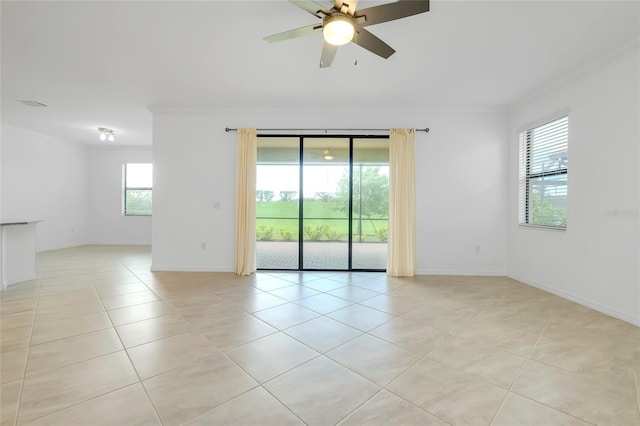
387, 128, 416, 277
235, 128, 257, 275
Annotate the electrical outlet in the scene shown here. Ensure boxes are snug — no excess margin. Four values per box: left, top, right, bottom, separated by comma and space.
475, 245, 480, 254
201, 242, 207, 250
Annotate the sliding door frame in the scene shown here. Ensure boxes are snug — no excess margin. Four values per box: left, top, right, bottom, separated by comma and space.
257, 134, 389, 272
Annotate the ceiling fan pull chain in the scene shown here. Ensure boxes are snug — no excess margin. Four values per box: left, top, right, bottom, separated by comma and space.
354, 30, 358, 65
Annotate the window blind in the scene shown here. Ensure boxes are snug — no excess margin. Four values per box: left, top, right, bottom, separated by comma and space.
519, 116, 568, 228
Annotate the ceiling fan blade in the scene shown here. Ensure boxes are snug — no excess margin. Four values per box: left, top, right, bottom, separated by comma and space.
264, 23, 322, 43
355, 0, 429, 27
289, 0, 331, 18
334, 0, 358, 15
319, 41, 339, 68
353, 27, 395, 59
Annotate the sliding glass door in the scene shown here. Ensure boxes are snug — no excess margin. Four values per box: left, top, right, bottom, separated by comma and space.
352, 138, 389, 269
255, 137, 300, 270
302, 138, 350, 269
256, 135, 388, 271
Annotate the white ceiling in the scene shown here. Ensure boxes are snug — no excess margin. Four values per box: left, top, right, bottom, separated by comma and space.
2, 1, 638, 146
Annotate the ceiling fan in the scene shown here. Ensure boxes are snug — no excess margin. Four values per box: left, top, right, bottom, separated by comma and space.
264, 0, 430, 68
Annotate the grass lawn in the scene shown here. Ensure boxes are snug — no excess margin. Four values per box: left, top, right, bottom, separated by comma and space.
256, 200, 387, 242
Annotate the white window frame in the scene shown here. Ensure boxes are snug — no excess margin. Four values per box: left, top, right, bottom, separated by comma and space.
123, 163, 153, 216
518, 115, 568, 230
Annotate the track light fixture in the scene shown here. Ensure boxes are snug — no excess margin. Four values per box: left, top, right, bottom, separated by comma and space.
98, 127, 115, 142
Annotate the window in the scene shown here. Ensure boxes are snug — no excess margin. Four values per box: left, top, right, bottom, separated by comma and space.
519, 116, 568, 228
123, 163, 153, 216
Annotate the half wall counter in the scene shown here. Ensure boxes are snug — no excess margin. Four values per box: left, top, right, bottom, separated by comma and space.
1, 219, 42, 290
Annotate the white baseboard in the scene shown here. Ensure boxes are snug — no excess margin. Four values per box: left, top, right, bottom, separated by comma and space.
416, 269, 506, 276
91, 241, 152, 246
150, 265, 507, 276
508, 273, 640, 327
150, 264, 233, 273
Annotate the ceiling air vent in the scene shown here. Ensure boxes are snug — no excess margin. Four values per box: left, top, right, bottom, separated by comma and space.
18, 100, 48, 107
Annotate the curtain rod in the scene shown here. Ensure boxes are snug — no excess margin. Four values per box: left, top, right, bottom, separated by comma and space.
225, 127, 429, 133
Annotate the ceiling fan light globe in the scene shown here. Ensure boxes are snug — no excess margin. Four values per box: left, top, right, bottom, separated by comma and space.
323, 15, 354, 46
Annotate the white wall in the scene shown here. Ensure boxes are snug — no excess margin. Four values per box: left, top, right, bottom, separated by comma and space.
88, 146, 152, 245
151, 107, 508, 275
1, 125, 90, 251
507, 44, 640, 325
417, 111, 507, 275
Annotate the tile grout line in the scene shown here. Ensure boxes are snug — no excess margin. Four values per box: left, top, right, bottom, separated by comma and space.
485, 312, 549, 425
486, 312, 597, 426
373, 296, 518, 426
93, 259, 165, 426
219, 327, 317, 423
379, 357, 454, 426
360, 302, 492, 426
327, 335, 445, 425
124, 273, 303, 424
13, 276, 44, 426
20, 269, 149, 424
257, 379, 310, 425
333, 388, 386, 426
212, 275, 389, 424
11, 262, 107, 426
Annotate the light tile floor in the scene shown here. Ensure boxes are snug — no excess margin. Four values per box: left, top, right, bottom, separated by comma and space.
1, 245, 639, 425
